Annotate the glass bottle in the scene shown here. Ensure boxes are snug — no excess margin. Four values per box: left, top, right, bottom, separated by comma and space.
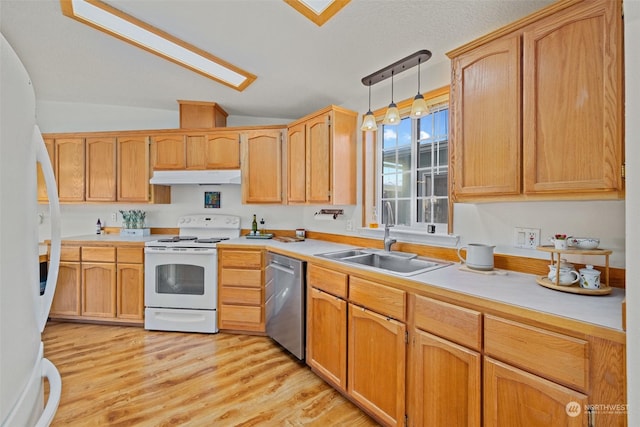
251, 214, 258, 235
369, 207, 378, 228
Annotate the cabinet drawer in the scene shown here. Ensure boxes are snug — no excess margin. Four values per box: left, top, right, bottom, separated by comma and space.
60, 246, 81, 262
220, 304, 262, 324
81, 246, 116, 262
117, 247, 144, 263
414, 295, 482, 351
219, 269, 262, 288
349, 277, 405, 321
484, 315, 589, 391
220, 287, 262, 305
220, 250, 262, 268
307, 264, 347, 299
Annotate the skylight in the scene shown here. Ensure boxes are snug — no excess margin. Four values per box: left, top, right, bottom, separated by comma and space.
284, 0, 350, 26
60, 0, 256, 91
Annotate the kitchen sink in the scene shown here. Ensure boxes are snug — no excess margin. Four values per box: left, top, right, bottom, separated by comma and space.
315, 248, 451, 277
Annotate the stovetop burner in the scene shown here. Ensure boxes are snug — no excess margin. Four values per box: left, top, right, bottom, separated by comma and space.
156, 236, 197, 243
196, 237, 230, 244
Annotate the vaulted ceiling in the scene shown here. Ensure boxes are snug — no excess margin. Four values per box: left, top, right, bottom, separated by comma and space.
1, 0, 555, 120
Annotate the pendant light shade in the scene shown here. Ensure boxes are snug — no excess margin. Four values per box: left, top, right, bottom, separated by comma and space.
382, 72, 401, 126
409, 59, 429, 119
361, 80, 378, 131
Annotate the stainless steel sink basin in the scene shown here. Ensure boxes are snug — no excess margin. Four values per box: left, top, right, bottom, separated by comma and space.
315, 248, 450, 276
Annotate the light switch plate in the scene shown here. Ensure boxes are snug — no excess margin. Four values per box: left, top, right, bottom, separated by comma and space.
514, 227, 540, 249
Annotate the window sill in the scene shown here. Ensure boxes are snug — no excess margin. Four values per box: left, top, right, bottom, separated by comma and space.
357, 226, 460, 248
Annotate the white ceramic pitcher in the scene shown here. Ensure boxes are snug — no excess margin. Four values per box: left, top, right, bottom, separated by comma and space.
458, 243, 495, 271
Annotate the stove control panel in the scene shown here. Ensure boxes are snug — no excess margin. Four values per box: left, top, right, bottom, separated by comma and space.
178, 214, 240, 229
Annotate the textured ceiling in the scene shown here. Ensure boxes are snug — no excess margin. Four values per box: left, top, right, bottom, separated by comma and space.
1, 0, 555, 120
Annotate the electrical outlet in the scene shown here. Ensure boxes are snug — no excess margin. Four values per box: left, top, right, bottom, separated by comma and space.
111, 212, 118, 223
514, 227, 540, 249
346, 220, 353, 231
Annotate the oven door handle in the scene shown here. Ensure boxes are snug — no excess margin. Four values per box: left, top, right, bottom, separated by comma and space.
269, 262, 295, 275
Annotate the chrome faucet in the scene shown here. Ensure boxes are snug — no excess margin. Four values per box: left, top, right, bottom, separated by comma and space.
383, 201, 396, 252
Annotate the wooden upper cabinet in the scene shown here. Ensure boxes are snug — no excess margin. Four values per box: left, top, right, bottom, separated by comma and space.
306, 113, 332, 204
451, 35, 521, 198
151, 134, 186, 170
522, 0, 623, 195
241, 129, 283, 203
178, 100, 228, 129
448, 0, 624, 201
287, 122, 307, 203
117, 136, 150, 202
203, 132, 240, 169
37, 137, 55, 203
55, 137, 85, 202
85, 137, 116, 202
285, 105, 357, 205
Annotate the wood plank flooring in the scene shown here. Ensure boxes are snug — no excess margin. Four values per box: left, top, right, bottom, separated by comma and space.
42, 322, 378, 426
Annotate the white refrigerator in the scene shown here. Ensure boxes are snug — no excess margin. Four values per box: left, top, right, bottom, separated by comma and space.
1, 33, 62, 426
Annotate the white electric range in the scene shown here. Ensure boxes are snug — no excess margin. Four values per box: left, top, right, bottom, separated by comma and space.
144, 214, 240, 333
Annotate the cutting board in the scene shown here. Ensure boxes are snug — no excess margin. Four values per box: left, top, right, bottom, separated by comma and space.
273, 236, 305, 243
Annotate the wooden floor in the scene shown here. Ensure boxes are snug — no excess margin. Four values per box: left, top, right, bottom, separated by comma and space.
43, 322, 378, 426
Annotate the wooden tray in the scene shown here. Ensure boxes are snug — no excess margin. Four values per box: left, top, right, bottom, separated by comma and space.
272, 236, 305, 243
536, 276, 612, 295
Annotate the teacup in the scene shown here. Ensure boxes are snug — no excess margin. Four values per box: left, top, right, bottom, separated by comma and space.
548, 265, 580, 285
579, 265, 601, 289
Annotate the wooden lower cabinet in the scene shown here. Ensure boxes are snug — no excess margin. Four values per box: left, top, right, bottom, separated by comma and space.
410, 330, 481, 427
348, 303, 406, 427
50, 261, 81, 316
218, 248, 265, 332
82, 262, 116, 318
306, 287, 347, 392
50, 244, 144, 324
484, 357, 587, 427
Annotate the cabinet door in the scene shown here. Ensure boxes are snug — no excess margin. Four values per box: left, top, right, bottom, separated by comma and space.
307, 287, 347, 392
522, 0, 623, 195
85, 137, 116, 201
287, 122, 307, 203
82, 263, 116, 318
410, 329, 481, 427
37, 138, 54, 203
117, 263, 144, 320
205, 132, 240, 169
50, 262, 81, 316
484, 357, 587, 427
306, 114, 331, 204
151, 135, 186, 170
348, 303, 406, 427
241, 130, 283, 203
451, 35, 521, 198
117, 136, 150, 202
55, 137, 85, 202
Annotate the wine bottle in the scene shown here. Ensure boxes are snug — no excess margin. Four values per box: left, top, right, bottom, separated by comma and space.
251, 214, 258, 235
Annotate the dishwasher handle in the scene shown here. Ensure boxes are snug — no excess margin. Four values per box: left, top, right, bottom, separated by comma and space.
269, 261, 296, 275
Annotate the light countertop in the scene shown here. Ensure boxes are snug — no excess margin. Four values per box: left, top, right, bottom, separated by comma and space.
221, 237, 626, 333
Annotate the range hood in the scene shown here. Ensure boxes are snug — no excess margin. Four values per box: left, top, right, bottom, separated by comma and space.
150, 169, 242, 185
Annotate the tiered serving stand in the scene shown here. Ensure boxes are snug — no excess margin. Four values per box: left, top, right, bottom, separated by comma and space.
536, 245, 612, 295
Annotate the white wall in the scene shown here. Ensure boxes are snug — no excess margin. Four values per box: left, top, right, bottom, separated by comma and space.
624, 0, 639, 424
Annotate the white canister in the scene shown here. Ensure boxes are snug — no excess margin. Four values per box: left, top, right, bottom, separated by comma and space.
579, 265, 601, 289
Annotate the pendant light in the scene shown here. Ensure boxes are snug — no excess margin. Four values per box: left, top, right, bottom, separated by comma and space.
382, 71, 401, 125
360, 79, 378, 131
409, 58, 429, 119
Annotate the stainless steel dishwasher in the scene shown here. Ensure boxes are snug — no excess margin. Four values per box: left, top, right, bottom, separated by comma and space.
265, 252, 306, 360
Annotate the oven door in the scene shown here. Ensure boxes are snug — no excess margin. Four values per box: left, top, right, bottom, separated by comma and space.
144, 248, 217, 310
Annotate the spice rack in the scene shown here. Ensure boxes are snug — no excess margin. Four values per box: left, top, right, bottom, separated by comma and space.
535, 245, 612, 295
